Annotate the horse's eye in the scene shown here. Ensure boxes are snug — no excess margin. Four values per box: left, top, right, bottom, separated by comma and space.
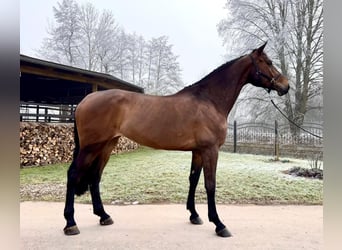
267, 61, 273, 66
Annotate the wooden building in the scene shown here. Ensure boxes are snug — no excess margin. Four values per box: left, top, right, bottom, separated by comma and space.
20, 55, 144, 122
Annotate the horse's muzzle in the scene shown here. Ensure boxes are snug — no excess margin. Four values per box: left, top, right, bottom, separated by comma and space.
275, 82, 290, 96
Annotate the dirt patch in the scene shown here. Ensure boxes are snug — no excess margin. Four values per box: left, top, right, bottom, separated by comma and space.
282, 166, 323, 180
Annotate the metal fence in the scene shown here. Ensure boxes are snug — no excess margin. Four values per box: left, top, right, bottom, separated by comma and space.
20, 102, 76, 123
226, 121, 323, 147
223, 120, 323, 159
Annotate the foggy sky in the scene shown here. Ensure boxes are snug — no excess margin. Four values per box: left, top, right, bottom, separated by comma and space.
20, 0, 228, 85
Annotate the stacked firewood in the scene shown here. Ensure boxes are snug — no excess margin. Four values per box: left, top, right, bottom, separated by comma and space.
20, 122, 138, 167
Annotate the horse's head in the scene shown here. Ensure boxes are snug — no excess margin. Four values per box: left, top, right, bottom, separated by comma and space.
248, 42, 289, 96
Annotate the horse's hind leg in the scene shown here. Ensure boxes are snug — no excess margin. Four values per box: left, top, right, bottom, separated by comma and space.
63, 159, 80, 235
89, 178, 113, 226
89, 137, 119, 226
186, 150, 203, 225
64, 148, 97, 235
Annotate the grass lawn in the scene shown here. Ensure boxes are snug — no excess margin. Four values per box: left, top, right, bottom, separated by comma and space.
20, 147, 323, 205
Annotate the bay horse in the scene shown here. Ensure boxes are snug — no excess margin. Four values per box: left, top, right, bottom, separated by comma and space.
63, 42, 289, 237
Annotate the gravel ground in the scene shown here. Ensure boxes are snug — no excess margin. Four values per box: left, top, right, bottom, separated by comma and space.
20, 183, 66, 201
20, 202, 323, 250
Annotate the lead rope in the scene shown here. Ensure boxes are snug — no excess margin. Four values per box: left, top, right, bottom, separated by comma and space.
269, 96, 323, 139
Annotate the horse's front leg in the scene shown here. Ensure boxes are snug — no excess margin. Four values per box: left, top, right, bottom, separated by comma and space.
202, 147, 232, 237
186, 150, 203, 225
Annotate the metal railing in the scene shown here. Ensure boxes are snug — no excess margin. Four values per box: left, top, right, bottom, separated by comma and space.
227, 121, 323, 147
20, 102, 76, 123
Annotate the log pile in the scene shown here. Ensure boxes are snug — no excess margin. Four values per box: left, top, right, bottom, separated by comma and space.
20, 122, 139, 167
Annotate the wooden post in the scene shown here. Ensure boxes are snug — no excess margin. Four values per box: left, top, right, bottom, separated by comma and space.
92, 83, 98, 92
44, 107, 48, 122
36, 105, 39, 122
274, 120, 279, 161
234, 120, 237, 153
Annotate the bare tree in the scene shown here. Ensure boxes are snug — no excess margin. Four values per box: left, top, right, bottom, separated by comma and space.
39, 0, 81, 65
286, 0, 323, 129
95, 10, 120, 73
145, 36, 183, 95
78, 3, 99, 70
108, 30, 130, 80
135, 35, 148, 86
218, 0, 323, 134
122, 33, 149, 87
38, 0, 184, 95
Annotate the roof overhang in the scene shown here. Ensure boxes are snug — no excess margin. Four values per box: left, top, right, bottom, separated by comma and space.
20, 54, 144, 105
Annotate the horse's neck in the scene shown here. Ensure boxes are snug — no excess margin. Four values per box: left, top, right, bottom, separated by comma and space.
197, 58, 251, 117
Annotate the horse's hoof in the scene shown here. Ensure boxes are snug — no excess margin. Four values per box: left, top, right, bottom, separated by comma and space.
216, 227, 232, 237
64, 225, 80, 235
190, 216, 203, 225
100, 216, 114, 226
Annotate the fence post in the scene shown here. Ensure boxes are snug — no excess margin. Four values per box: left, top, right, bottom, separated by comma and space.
36, 105, 39, 122
234, 120, 237, 153
274, 120, 279, 161
44, 107, 48, 122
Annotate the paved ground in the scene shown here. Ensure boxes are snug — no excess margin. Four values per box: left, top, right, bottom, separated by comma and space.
20, 202, 322, 250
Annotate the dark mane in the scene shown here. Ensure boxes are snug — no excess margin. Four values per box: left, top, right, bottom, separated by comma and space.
179, 56, 244, 92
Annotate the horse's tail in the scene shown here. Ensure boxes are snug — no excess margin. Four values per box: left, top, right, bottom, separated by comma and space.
72, 119, 80, 160
69, 118, 89, 196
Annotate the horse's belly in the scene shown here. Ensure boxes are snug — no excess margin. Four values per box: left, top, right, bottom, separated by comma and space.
122, 127, 196, 150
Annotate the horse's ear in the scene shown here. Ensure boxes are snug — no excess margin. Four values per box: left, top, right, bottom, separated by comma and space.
256, 41, 267, 54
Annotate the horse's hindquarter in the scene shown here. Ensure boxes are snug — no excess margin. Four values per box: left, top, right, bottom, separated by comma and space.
75, 90, 132, 148
76, 89, 227, 150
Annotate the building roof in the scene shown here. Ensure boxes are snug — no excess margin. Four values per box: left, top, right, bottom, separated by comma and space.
20, 54, 144, 105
